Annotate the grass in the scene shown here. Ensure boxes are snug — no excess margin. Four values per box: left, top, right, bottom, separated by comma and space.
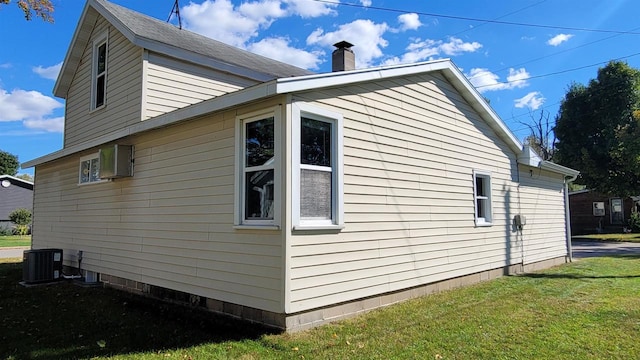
1, 256, 640, 359
573, 233, 640, 242
0, 235, 31, 248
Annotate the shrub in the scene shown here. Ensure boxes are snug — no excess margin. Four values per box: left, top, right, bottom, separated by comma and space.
628, 211, 640, 232
8, 208, 31, 237
9, 208, 31, 226
0, 226, 13, 236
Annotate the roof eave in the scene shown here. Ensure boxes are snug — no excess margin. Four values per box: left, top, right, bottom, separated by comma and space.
53, 1, 96, 98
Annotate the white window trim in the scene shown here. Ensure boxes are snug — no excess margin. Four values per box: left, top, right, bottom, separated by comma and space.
234, 107, 281, 229
78, 153, 109, 185
91, 31, 108, 111
473, 170, 493, 227
292, 102, 344, 230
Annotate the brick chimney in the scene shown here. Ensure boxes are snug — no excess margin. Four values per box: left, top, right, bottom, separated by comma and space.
332, 41, 355, 72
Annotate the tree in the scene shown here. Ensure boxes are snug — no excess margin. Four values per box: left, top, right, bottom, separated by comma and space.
0, 150, 19, 176
0, 0, 53, 22
16, 173, 33, 182
554, 61, 640, 196
520, 109, 555, 161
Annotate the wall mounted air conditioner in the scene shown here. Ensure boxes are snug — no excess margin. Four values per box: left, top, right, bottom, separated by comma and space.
99, 144, 133, 179
23, 249, 63, 284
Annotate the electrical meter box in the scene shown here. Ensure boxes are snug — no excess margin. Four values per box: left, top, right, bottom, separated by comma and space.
99, 144, 133, 179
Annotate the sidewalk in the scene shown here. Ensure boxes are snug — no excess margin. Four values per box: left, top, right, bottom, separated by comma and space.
0, 247, 29, 259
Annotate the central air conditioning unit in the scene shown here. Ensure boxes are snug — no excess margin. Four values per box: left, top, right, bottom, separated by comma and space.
99, 144, 133, 179
23, 249, 63, 284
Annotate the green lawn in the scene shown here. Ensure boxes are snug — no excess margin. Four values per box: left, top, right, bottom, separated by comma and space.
1, 255, 639, 359
0, 235, 31, 248
573, 233, 640, 242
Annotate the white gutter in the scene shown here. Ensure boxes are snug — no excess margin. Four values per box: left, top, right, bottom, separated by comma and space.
564, 171, 579, 262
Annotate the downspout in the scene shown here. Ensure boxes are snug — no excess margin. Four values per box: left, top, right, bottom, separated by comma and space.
564, 173, 578, 262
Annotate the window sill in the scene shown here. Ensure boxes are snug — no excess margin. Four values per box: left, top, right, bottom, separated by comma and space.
233, 225, 281, 231
293, 224, 345, 232
89, 104, 106, 114
78, 179, 110, 186
475, 221, 493, 227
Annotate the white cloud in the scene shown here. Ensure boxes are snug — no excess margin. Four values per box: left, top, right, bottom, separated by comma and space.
247, 37, 324, 69
283, 0, 338, 17
181, 0, 275, 47
179, 0, 340, 72
0, 88, 63, 122
439, 37, 482, 56
547, 33, 573, 46
0, 87, 64, 133
0, 63, 11, 69
359, 0, 371, 6
398, 13, 421, 31
33, 62, 62, 81
307, 19, 389, 68
24, 117, 64, 133
383, 37, 482, 66
467, 67, 530, 93
514, 91, 545, 110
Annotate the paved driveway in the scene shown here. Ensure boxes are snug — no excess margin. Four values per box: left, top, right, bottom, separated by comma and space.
572, 241, 640, 259
0, 247, 28, 259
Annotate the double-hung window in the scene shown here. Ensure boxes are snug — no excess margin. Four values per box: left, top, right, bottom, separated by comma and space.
79, 153, 104, 185
91, 33, 108, 110
473, 170, 493, 226
236, 110, 279, 227
292, 103, 343, 229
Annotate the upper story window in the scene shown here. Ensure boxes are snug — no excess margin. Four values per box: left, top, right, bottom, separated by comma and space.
235, 109, 280, 227
292, 102, 344, 230
79, 153, 106, 185
91, 33, 108, 110
473, 170, 493, 226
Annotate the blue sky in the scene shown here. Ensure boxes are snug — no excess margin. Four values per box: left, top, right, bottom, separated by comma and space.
1, 0, 639, 175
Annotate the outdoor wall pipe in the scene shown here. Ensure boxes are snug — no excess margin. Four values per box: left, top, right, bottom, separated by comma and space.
564, 173, 578, 262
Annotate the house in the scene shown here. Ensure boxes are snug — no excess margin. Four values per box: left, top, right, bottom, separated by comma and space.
569, 190, 638, 234
0, 175, 34, 231
23, 0, 579, 331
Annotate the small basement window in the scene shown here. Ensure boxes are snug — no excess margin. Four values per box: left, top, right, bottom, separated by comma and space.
473, 170, 493, 226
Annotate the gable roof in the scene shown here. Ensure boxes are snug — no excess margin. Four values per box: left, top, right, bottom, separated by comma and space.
0, 175, 34, 190
27, 57, 577, 177
54, 0, 313, 98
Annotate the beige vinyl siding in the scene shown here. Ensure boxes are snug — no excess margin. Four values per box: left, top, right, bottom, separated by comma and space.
144, 53, 258, 119
64, 16, 143, 148
287, 73, 530, 312
517, 166, 568, 263
32, 97, 287, 312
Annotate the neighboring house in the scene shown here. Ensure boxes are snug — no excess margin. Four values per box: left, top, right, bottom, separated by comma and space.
569, 190, 638, 235
23, 0, 579, 331
0, 175, 34, 230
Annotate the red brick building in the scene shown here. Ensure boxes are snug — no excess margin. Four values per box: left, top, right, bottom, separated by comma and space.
569, 190, 637, 235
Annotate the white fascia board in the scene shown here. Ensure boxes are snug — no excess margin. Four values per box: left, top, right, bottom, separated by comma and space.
275, 59, 524, 157
439, 64, 523, 155
540, 160, 580, 178
0, 174, 34, 186
53, 2, 96, 98
23, 82, 277, 168
275, 59, 452, 93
